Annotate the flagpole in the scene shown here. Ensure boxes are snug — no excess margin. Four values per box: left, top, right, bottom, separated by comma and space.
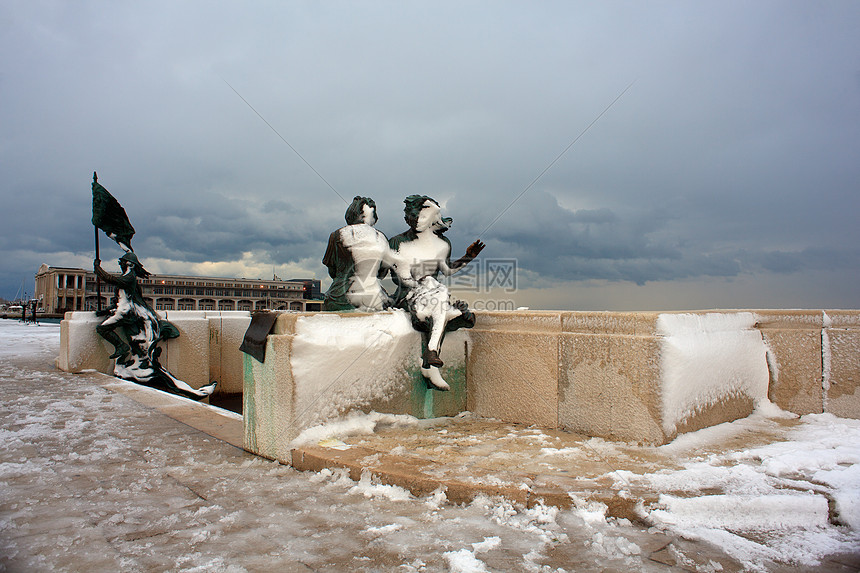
95, 224, 102, 312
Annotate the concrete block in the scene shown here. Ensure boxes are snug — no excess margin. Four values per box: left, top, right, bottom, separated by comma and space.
562, 311, 661, 336
205, 311, 251, 394
159, 313, 211, 390
761, 328, 823, 415
560, 312, 774, 445
559, 333, 664, 443
272, 312, 300, 335
243, 311, 468, 463
289, 312, 417, 430
657, 312, 769, 440
825, 309, 860, 329
467, 328, 558, 428
755, 311, 831, 416
825, 325, 860, 419
58, 312, 113, 374
473, 310, 563, 333
244, 334, 295, 461
754, 309, 824, 330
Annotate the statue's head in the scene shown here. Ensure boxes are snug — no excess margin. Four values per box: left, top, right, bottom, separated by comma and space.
118, 251, 150, 278
344, 196, 378, 226
403, 195, 452, 234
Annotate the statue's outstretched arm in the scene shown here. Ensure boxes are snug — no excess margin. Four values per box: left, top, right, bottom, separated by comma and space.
450, 240, 485, 272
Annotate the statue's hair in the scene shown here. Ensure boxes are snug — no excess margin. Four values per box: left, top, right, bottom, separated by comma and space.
403, 195, 439, 229
344, 196, 377, 225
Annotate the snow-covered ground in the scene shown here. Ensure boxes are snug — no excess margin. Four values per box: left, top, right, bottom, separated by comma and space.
1, 319, 858, 572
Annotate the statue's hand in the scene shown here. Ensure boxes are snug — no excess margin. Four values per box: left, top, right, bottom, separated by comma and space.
94, 258, 101, 270
465, 240, 485, 259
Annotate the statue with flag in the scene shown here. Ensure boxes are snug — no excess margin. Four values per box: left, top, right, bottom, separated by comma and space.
91, 172, 216, 400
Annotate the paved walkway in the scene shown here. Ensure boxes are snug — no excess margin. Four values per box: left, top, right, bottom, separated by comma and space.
1, 324, 858, 572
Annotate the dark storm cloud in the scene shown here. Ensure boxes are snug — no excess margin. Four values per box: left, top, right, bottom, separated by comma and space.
1, 1, 859, 308
446, 190, 732, 285
135, 195, 335, 264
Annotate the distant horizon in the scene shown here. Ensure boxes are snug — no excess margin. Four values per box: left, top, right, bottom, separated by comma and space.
8, 257, 859, 313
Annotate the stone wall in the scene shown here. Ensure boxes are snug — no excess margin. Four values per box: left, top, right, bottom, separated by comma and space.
469, 310, 860, 444
58, 308, 860, 459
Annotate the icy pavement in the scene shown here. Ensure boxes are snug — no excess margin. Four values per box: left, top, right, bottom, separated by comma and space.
1, 320, 859, 572
301, 410, 860, 571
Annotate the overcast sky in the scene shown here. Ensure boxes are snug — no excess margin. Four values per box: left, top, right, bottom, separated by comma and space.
2, 1, 859, 310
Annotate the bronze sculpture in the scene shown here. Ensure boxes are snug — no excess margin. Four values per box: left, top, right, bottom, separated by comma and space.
388, 195, 484, 390
91, 174, 215, 400
94, 254, 216, 400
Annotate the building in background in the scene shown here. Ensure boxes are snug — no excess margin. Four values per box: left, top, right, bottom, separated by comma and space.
34, 265, 87, 314
289, 278, 323, 301
35, 264, 323, 315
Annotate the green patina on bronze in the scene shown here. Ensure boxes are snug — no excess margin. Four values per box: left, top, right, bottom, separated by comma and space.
408, 363, 467, 418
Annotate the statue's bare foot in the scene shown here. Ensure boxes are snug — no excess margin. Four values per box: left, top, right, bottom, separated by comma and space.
425, 349, 444, 367
421, 366, 450, 391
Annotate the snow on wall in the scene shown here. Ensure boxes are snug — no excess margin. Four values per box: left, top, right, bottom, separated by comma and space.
657, 312, 770, 435
822, 312, 832, 400
290, 311, 421, 427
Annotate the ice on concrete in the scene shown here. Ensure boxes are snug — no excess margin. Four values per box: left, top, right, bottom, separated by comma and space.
290, 409, 419, 448
631, 404, 860, 569
658, 312, 770, 434
290, 311, 419, 425
650, 493, 830, 530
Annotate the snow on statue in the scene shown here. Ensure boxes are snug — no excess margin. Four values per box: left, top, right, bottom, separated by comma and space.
90, 173, 215, 400
389, 195, 485, 390
94, 254, 216, 400
322, 196, 413, 312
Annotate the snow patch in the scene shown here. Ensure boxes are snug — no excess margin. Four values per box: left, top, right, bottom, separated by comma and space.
822, 326, 832, 394
657, 312, 770, 435
290, 410, 420, 447
650, 494, 830, 531
290, 311, 420, 428
350, 471, 413, 502
443, 548, 490, 572
471, 536, 501, 553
